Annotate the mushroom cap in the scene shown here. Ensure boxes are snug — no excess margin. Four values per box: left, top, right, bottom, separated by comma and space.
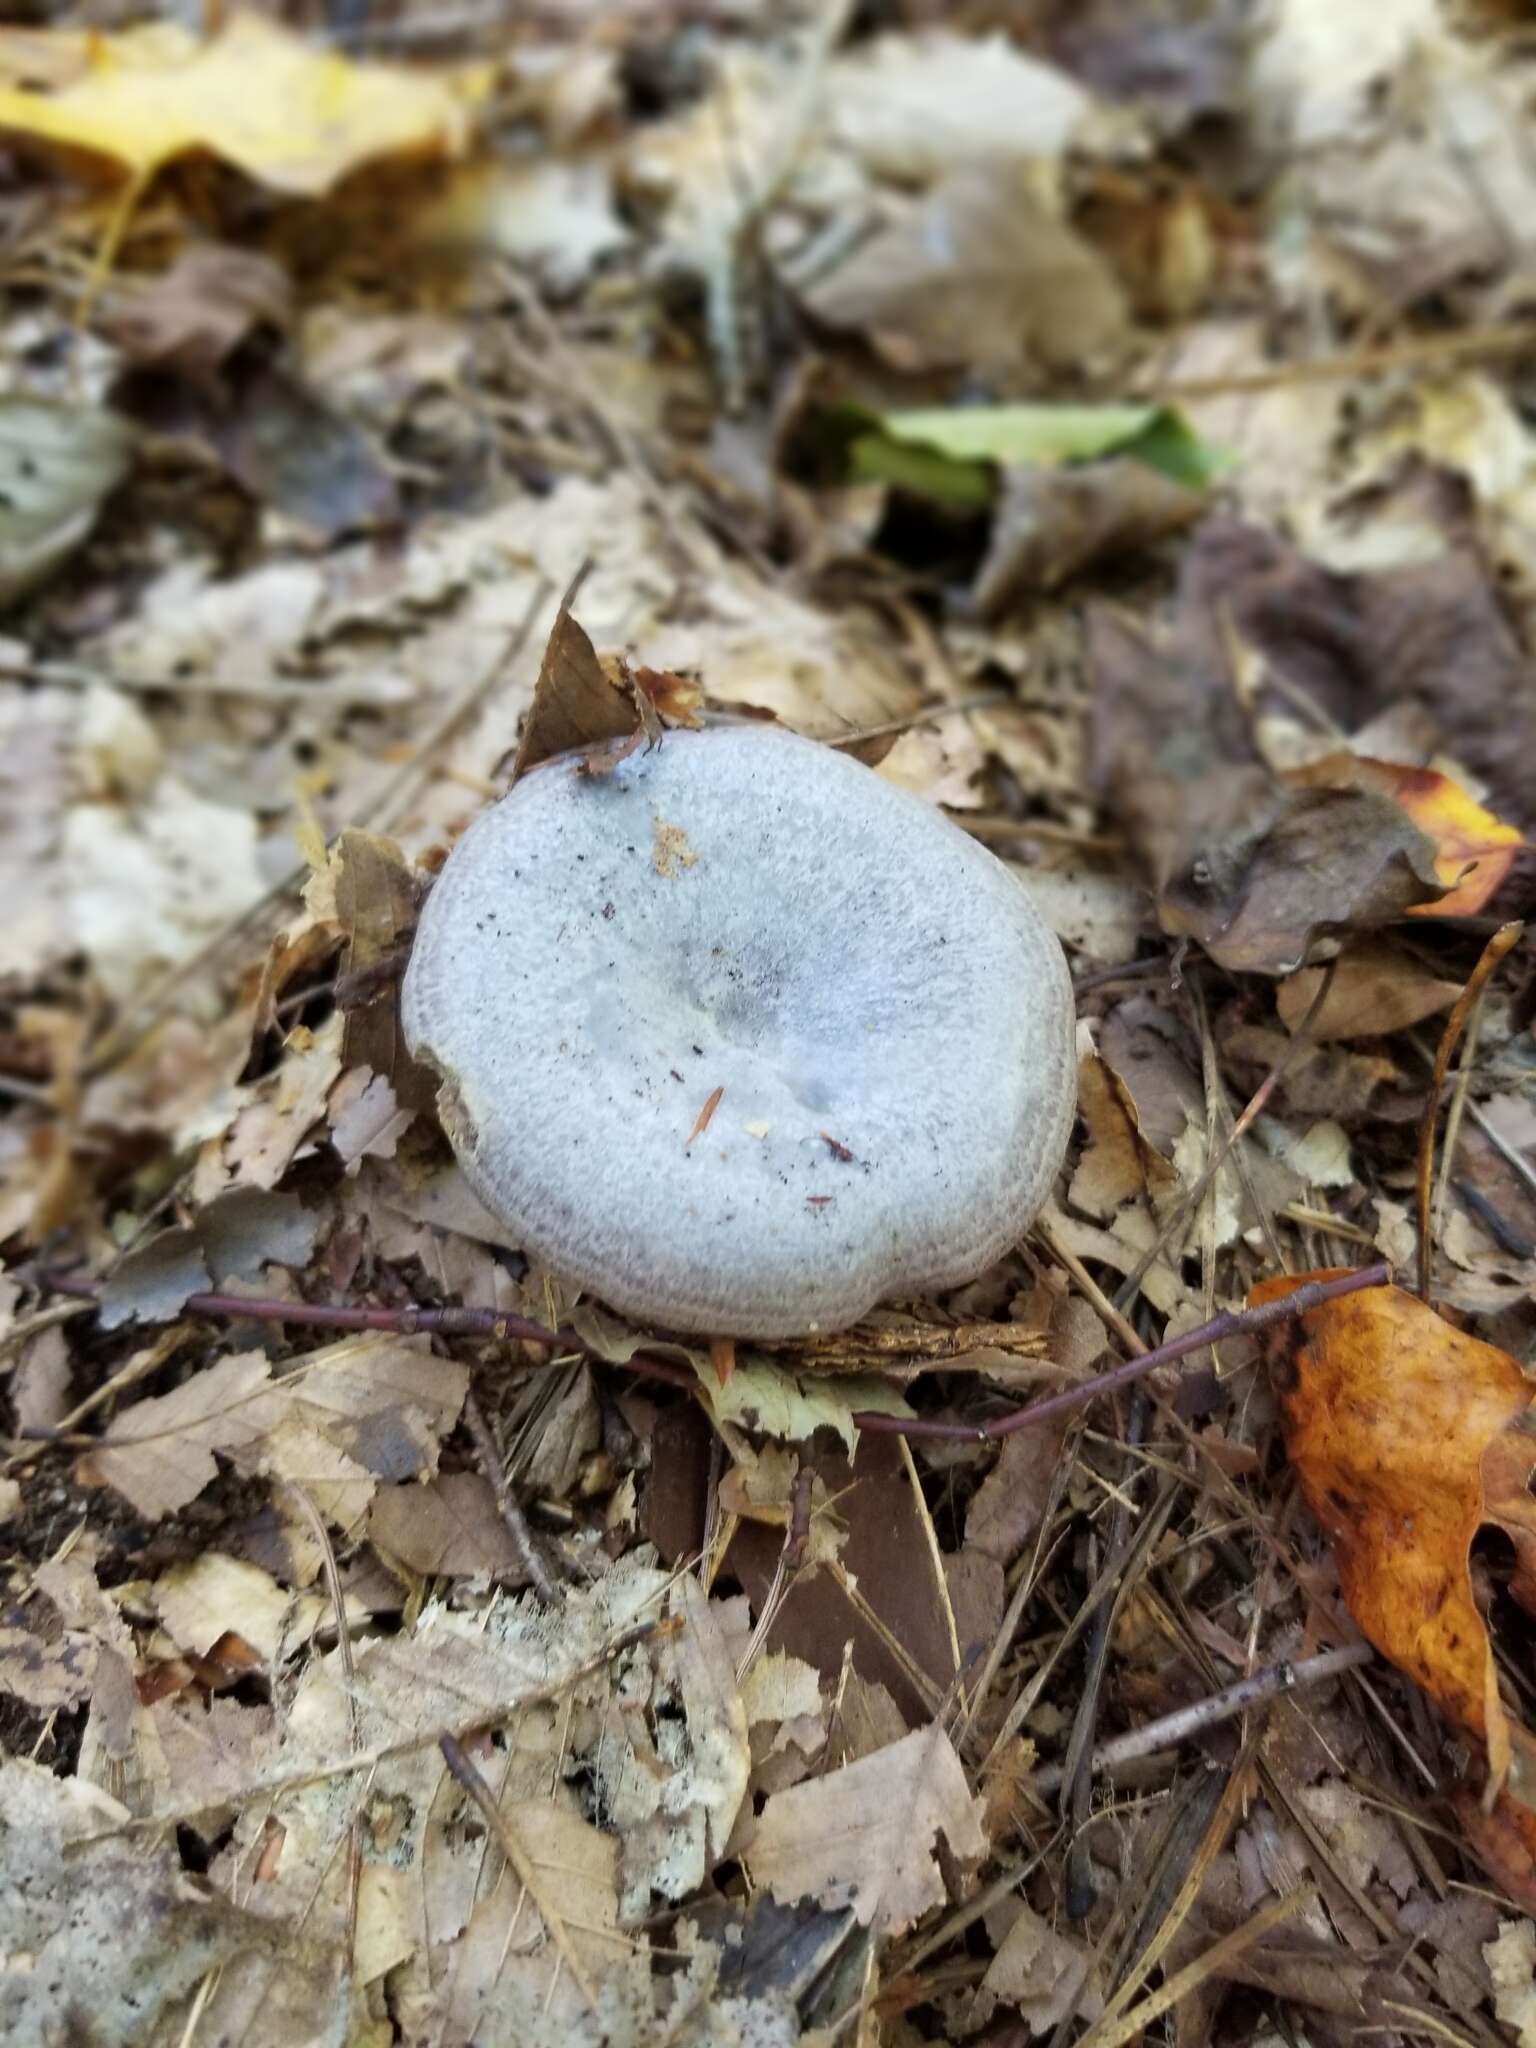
402, 724, 1075, 1338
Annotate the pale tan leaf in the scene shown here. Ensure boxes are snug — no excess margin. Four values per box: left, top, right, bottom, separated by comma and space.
83, 1334, 463, 1528
154, 1552, 338, 1663
981, 1900, 1104, 2033
1486, 1919, 1536, 2048
0, 1624, 98, 1710
670, 1577, 750, 1864
745, 1721, 987, 1933
367, 1471, 530, 1579
356, 1863, 416, 1987
84, 1351, 283, 1517
740, 1651, 823, 1727
224, 1015, 343, 1190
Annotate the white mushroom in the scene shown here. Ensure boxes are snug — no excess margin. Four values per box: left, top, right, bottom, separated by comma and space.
402, 724, 1076, 1338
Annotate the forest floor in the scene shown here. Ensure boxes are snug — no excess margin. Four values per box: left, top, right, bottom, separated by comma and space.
6, 4, 1536, 2045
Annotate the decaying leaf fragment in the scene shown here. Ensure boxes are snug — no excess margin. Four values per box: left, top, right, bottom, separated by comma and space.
326, 826, 435, 1114
744, 1721, 987, 1934
99, 1186, 319, 1328
101, 243, 293, 378
78, 1335, 467, 1529
1090, 604, 1445, 975
1256, 1272, 1536, 1902
0, 1759, 341, 2047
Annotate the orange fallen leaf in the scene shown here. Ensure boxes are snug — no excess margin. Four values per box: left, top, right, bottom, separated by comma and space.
1286, 754, 1524, 918
633, 665, 705, 729
1254, 1271, 1536, 1904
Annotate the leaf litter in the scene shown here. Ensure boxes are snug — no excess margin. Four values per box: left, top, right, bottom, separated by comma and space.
6, 4, 1536, 2046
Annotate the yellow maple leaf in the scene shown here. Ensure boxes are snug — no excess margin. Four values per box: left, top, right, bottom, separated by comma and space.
0, 13, 488, 197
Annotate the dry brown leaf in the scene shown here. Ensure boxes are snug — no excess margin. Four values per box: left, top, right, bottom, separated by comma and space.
154, 1552, 345, 1664
740, 1651, 823, 1728
1068, 1050, 1181, 1223
512, 586, 637, 785
725, 1432, 958, 1723
802, 167, 1127, 376
745, 1721, 987, 1934
965, 1414, 1073, 1569
100, 1187, 319, 1328
0, 1623, 99, 1712
64, 766, 268, 1007
1277, 943, 1465, 1040
222, 1015, 344, 1192
632, 665, 705, 729
327, 827, 435, 1114
976, 457, 1203, 613
1180, 518, 1536, 837
978, 1899, 1105, 2033
1086, 516, 1532, 972
828, 29, 1092, 179
102, 244, 292, 378
0, 1759, 340, 2046
1286, 754, 1524, 920
81, 1335, 465, 1528
366, 1472, 531, 1580
1219, 1019, 1400, 1125
327, 1066, 412, 1168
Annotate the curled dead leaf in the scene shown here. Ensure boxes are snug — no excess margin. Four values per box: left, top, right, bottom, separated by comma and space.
1285, 755, 1524, 920
1255, 1271, 1536, 1904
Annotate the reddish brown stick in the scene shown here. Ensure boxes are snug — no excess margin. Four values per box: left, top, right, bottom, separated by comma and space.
40, 1262, 1392, 1441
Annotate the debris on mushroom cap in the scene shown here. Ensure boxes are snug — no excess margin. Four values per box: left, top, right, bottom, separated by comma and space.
402, 724, 1077, 1339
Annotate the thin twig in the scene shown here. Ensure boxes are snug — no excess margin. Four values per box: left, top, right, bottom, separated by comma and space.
1081, 1888, 1314, 2048
462, 1389, 562, 1605
1028, 1642, 1374, 1795
1145, 318, 1536, 402
0, 1299, 92, 1365
982, 1486, 1183, 1774
1062, 1393, 1147, 1919
1433, 981, 1491, 1235
439, 1733, 599, 2012
38, 1263, 1392, 1449
35, 1274, 698, 1391
823, 690, 1010, 750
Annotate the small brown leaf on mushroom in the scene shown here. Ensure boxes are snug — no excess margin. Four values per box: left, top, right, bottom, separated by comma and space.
820, 1131, 856, 1163
686, 1085, 724, 1148
633, 664, 704, 728
512, 566, 636, 784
